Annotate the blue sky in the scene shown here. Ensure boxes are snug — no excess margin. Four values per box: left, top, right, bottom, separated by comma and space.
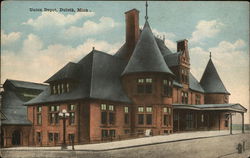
1, 1, 249, 122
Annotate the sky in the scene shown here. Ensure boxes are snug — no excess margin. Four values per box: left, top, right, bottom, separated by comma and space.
1, 1, 249, 123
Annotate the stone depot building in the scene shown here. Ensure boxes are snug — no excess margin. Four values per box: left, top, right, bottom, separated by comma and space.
0, 8, 247, 147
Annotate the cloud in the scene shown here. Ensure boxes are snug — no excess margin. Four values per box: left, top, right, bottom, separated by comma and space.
189, 20, 224, 44
152, 28, 176, 39
1, 34, 121, 83
22, 12, 95, 29
64, 17, 120, 37
1, 30, 21, 45
151, 28, 177, 52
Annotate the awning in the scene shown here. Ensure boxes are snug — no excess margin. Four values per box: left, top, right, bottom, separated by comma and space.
173, 103, 247, 113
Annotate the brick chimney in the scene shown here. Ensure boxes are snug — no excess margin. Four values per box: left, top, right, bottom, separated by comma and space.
177, 39, 190, 59
125, 9, 140, 59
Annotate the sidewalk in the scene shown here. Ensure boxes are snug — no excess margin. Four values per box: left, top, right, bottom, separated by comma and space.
2, 130, 247, 151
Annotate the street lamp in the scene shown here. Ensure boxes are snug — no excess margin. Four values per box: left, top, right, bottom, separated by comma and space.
59, 109, 70, 150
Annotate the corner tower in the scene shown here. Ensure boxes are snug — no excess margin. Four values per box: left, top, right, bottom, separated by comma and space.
200, 53, 230, 104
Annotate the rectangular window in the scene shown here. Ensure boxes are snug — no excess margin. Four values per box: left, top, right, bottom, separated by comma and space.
37, 114, 42, 125
101, 104, 107, 110
37, 106, 42, 125
54, 133, 59, 142
124, 113, 129, 124
48, 133, 53, 142
37, 132, 41, 143
138, 114, 144, 125
181, 92, 188, 104
138, 107, 144, 112
164, 115, 168, 126
163, 79, 172, 97
137, 78, 152, 94
68, 134, 75, 142
124, 106, 129, 113
49, 105, 59, 125
186, 113, 193, 129
109, 112, 115, 125
145, 84, 152, 93
138, 78, 144, 83
137, 85, 144, 93
146, 107, 152, 112
69, 112, 75, 125
146, 114, 152, 125
102, 130, 108, 138
109, 130, 116, 137
101, 112, 107, 124
68, 104, 76, 125
181, 69, 189, 83
163, 107, 168, 113
69, 104, 75, 111
168, 107, 171, 115
195, 94, 201, 104
109, 105, 114, 111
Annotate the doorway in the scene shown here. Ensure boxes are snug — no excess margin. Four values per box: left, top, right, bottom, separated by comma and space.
12, 130, 21, 146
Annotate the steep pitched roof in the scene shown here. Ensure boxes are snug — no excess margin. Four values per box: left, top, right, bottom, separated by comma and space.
4, 79, 47, 91
114, 36, 173, 60
189, 73, 204, 93
45, 62, 80, 83
163, 52, 181, 67
122, 21, 173, 76
1, 79, 47, 125
25, 50, 131, 105
155, 37, 173, 56
200, 59, 230, 94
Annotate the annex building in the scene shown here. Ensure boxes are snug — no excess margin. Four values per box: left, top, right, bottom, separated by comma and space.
0, 7, 247, 147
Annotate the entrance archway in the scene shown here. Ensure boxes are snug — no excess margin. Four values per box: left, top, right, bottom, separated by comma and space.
12, 130, 21, 146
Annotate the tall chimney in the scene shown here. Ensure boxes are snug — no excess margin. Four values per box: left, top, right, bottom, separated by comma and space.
177, 39, 190, 58
125, 9, 140, 59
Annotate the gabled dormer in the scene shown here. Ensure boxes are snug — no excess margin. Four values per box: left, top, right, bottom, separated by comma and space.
45, 62, 80, 95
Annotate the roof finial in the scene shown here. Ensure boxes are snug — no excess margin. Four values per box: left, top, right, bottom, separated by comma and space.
145, 1, 148, 21
209, 52, 212, 59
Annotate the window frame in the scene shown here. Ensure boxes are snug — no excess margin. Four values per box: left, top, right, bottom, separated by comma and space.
48, 105, 60, 125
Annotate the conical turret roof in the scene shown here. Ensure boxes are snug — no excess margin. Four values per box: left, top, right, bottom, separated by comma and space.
200, 59, 230, 94
122, 21, 173, 76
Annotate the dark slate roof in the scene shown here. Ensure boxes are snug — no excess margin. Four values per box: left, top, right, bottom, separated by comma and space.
25, 50, 131, 105
173, 103, 247, 113
200, 59, 230, 94
173, 80, 183, 88
155, 37, 173, 56
189, 73, 204, 93
4, 79, 47, 90
163, 51, 181, 67
122, 21, 173, 76
2, 90, 32, 125
45, 62, 80, 83
113, 43, 129, 59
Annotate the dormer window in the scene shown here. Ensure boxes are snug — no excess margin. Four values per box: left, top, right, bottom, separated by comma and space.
61, 84, 65, 93
66, 83, 70, 92
51, 82, 71, 95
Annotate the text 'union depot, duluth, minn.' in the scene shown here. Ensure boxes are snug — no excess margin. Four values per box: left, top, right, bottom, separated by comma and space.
29, 8, 91, 13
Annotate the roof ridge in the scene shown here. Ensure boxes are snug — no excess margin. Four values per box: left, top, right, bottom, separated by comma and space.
6, 79, 47, 86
